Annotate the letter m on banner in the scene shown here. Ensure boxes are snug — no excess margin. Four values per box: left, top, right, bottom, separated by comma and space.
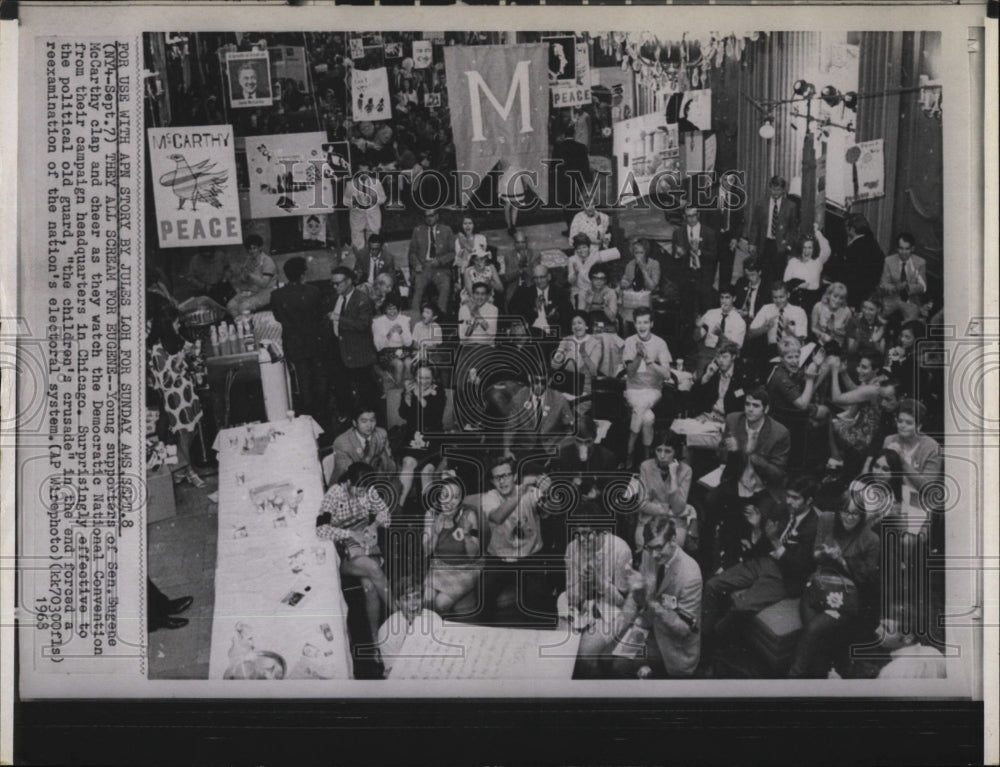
444, 44, 549, 204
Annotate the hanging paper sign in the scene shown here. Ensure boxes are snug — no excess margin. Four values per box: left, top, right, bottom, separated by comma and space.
443, 44, 550, 205
666, 89, 712, 132
270, 46, 311, 94
846, 139, 884, 203
384, 42, 403, 59
148, 125, 242, 248
225, 50, 274, 108
549, 40, 591, 108
613, 112, 680, 204
349, 38, 364, 60
301, 214, 327, 246
351, 67, 392, 122
412, 40, 433, 69
247, 132, 334, 218
424, 92, 442, 108
543, 36, 577, 84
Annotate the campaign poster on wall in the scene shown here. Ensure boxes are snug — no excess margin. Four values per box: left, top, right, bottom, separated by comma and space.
665, 89, 712, 132
412, 40, 433, 69
147, 125, 243, 248
351, 67, 392, 121
613, 112, 680, 203
246, 132, 334, 218
225, 50, 274, 108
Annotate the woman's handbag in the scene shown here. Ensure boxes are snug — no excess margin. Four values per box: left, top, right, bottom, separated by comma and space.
805, 567, 860, 614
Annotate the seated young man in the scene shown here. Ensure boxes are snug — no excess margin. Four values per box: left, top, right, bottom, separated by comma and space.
701, 387, 790, 575
464, 455, 562, 623
374, 573, 443, 679
606, 517, 702, 678
692, 285, 746, 377
329, 406, 397, 486
700, 476, 820, 667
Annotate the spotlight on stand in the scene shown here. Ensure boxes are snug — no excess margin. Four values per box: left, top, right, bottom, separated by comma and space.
842, 91, 859, 111
820, 85, 842, 108
758, 119, 775, 140
793, 79, 815, 98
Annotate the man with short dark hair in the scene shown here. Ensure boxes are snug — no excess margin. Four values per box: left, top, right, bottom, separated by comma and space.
407, 208, 454, 315
611, 517, 702, 678
701, 388, 790, 572
328, 266, 380, 417
831, 213, 885, 309
878, 232, 927, 322
700, 476, 820, 668
270, 256, 327, 424
329, 406, 396, 485
744, 175, 799, 280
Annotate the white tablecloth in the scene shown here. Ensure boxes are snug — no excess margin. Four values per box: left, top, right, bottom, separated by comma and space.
388, 621, 580, 680
208, 416, 353, 680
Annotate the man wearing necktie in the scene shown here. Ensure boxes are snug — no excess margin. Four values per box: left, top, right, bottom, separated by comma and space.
744, 176, 798, 281
407, 208, 455, 316
329, 406, 397, 485
878, 232, 928, 322
671, 205, 719, 312
699, 477, 820, 671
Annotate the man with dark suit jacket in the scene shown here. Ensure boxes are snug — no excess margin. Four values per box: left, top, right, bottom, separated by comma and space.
701, 387, 790, 572
700, 475, 820, 665
407, 208, 455, 316
270, 257, 328, 425
509, 265, 572, 348
328, 405, 396, 485
672, 205, 719, 296
732, 259, 771, 324
828, 213, 885, 308
353, 233, 393, 288
744, 175, 799, 280
689, 341, 750, 419
504, 372, 575, 459
551, 123, 593, 231
501, 230, 544, 305
328, 266, 380, 417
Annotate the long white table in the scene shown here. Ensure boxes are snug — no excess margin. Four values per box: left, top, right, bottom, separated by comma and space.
208, 416, 352, 680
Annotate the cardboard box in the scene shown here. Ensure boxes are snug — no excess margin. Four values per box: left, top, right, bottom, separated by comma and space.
146, 464, 177, 524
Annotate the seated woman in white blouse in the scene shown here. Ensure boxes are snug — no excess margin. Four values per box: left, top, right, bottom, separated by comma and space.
783, 224, 831, 315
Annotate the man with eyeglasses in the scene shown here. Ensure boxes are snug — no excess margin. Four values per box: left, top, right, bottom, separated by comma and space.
465, 456, 560, 622
327, 266, 380, 417
407, 208, 454, 316
509, 264, 572, 341
609, 517, 702, 678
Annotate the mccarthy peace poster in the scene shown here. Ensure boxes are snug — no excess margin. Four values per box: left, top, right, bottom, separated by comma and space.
444, 44, 550, 205
147, 125, 242, 248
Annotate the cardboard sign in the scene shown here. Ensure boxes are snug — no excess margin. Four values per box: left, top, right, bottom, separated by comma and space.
247, 132, 334, 218
148, 125, 242, 247
351, 67, 392, 122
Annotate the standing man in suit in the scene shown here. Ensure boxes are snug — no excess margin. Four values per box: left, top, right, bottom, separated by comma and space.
407, 208, 454, 316
270, 257, 328, 426
611, 517, 702, 678
700, 475, 820, 666
551, 123, 593, 233
744, 175, 799, 281
832, 213, 885, 308
672, 205, 719, 298
328, 266, 380, 417
702, 387, 790, 572
501, 230, 544, 305
878, 232, 927, 322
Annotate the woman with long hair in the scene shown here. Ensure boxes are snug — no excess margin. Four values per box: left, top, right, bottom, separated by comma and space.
422, 473, 484, 615
788, 491, 880, 678
783, 224, 831, 314
146, 293, 205, 488
827, 350, 887, 471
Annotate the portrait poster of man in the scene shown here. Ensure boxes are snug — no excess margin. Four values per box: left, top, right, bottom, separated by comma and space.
225, 50, 273, 108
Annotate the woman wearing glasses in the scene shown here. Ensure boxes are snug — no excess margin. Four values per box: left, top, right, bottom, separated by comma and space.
788, 491, 880, 678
